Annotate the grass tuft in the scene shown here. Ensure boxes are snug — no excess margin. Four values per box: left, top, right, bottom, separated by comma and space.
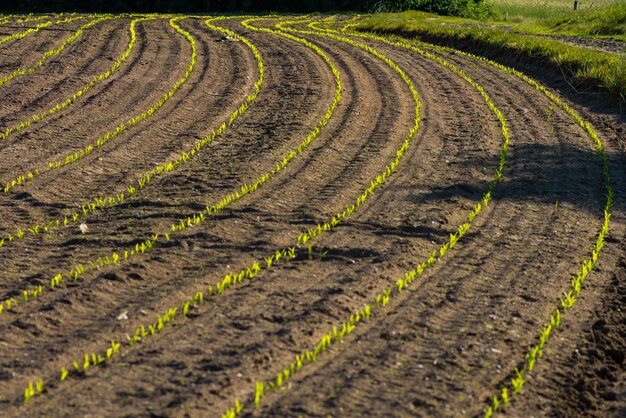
358, 10, 626, 101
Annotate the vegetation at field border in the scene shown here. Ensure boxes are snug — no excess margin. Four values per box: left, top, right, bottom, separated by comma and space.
1, 16, 197, 195
491, 0, 623, 24
0, 15, 85, 46
333, 17, 614, 417
535, 3, 626, 39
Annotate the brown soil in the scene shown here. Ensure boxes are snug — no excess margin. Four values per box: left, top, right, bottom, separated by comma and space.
0, 14, 624, 418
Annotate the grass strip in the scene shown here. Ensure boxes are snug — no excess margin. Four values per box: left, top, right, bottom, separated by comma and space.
358, 13, 626, 100
492, 1, 626, 35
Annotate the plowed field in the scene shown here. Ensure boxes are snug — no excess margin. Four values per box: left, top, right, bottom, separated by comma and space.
0, 14, 624, 418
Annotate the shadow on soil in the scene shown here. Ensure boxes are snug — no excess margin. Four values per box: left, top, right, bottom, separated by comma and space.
406, 143, 625, 218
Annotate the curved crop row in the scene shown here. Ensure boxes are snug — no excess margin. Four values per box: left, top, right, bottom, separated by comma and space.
0, 17, 148, 143
0, 16, 196, 310
0, 16, 111, 90
15, 15, 55, 24
0, 15, 49, 26
113, 19, 422, 417
464, 49, 614, 418
0, 16, 265, 288
0, 15, 85, 47
362, 25, 616, 416
1, 16, 196, 194
342, 18, 614, 417
14, 15, 343, 404
0, 15, 263, 254
0, 17, 151, 252
217, 18, 512, 417
0, 16, 340, 324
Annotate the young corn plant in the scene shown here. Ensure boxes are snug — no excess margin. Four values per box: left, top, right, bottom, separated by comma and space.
0, 16, 111, 90
386, 25, 617, 418
0, 16, 266, 258
2, 17, 196, 194
14, 15, 54, 24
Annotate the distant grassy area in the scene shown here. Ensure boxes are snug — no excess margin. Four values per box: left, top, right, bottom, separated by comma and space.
357, 9, 626, 100
491, 0, 622, 21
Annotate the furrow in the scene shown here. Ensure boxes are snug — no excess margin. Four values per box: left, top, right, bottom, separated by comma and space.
0, 20, 342, 408
0, 17, 149, 145
0, 17, 196, 194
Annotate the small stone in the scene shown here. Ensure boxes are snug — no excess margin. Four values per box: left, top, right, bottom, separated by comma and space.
79, 223, 88, 234
117, 311, 128, 321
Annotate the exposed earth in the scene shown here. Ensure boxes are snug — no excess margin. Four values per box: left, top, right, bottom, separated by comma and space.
0, 14, 624, 417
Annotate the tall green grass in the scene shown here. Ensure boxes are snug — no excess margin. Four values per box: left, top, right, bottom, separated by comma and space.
543, 2, 626, 36
491, 0, 622, 20
359, 11, 626, 100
